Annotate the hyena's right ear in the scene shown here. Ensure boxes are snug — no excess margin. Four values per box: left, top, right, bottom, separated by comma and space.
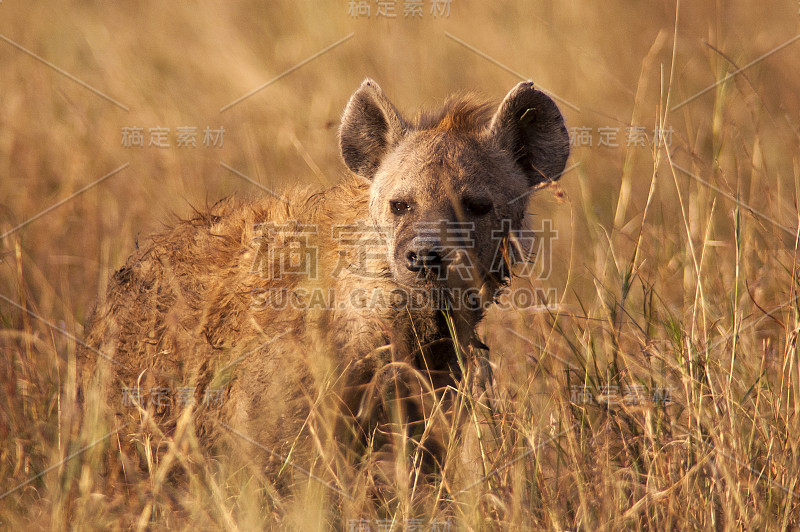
339, 79, 407, 180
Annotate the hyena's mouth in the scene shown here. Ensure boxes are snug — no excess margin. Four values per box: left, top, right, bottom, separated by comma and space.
404, 247, 485, 288
391, 249, 494, 314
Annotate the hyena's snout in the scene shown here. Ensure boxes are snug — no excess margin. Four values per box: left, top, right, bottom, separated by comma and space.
404, 237, 444, 276
404, 235, 476, 285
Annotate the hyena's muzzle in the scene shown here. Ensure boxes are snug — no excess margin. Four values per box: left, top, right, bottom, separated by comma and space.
401, 219, 484, 291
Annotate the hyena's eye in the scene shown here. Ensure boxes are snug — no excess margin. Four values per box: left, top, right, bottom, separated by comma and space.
462, 198, 493, 216
390, 200, 412, 215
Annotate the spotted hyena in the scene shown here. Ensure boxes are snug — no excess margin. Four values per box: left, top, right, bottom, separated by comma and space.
80, 79, 569, 486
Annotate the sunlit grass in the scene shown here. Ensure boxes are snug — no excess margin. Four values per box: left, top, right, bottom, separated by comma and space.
1, 1, 799, 529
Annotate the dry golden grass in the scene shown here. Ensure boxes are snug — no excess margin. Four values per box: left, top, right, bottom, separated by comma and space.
1, 1, 799, 529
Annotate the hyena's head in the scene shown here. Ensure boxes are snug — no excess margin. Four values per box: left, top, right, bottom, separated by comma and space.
339, 79, 569, 296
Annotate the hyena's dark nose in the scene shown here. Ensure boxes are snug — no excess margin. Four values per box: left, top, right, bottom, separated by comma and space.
405, 247, 443, 273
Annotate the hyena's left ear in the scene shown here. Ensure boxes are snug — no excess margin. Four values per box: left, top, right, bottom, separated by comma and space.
339, 79, 408, 180
489, 81, 570, 187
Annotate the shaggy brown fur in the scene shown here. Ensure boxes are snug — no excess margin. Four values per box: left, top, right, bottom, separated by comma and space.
79, 79, 569, 494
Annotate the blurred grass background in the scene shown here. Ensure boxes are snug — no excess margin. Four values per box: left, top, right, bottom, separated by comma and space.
1, 0, 799, 529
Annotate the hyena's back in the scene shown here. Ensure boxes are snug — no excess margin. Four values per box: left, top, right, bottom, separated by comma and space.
80, 177, 386, 465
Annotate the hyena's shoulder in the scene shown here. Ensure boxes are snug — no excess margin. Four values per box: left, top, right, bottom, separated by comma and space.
86, 178, 372, 334
80, 186, 331, 377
